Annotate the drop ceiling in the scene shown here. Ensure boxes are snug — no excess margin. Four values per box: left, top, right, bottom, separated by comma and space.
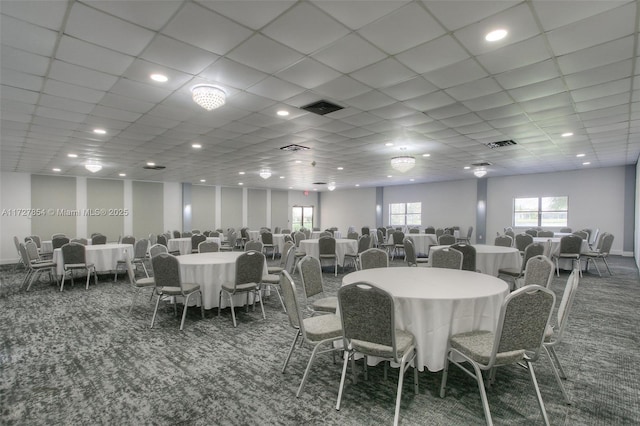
1, 0, 639, 191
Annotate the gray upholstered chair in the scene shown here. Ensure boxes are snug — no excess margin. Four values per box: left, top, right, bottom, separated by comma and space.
537, 230, 554, 238
120, 235, 135, 246
553, 234, 583, 276
172, 230, 181, 239
424, 226, 436, 235
149, 244, 168, 258
505, 229, 515, 241
582, 233, 614, 276
515, 233, 534, 253
438, 234, 456, 246
347, 231, 359, 240
198, 241, 219, 253
115, 238, 149, 281
218, 250, 265, 327
450, 243, 477, 272
559, 227, 572, 233
392, 231, 405, 260
268, 241, 295, 275
191, 234, 206, 253
522, 255, 555, 289
125, 256, 155, 314
298, 255, 337, 314
181, 231, 192, 238
343, 234, 370, 270
544, 268, 580, 405
435, 228, 444, 238
60, 242, 97, 291
151, 253, 204, 330
499, 242, 545, 289
430, 247, 463, 270
91, 234, 107, 245
525, 229, 538, 237
457, 226, 473, 243
19, 242, 57, 291
440, 285, 556, 426
52, 236, 70, 250
336, 282, 418, 426
408, 227, 419, 234
260, 246, 297, 314
494, 235, 513, 247
280, 270, 342, 397
359, 248, 389, 270
261, 231, 277, 259
318, 236, 337, 276
245, 240, 263, 253
361, 226, 370, 235
404, 238, 428, 267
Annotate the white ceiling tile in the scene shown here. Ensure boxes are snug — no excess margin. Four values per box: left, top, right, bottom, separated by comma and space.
494, 59, 561, 90
91, 105, 142, 123
275, 58, 342, 89
1, 45, 49, 76
0, 85, 39, 104
227, 34, 304, 74
424, 58, 488, 89
141, 35, 219, 75
509, 78, 567, 102
1, 0, 67, 30
312, 1, 409, 30
200, 59, 268, 91
85, 0, 182, 30
312, 34, 387, 74
425, 1, 519, 31
476, 36, 551, 75
403, 91, 456, 111
453, 4, 539, 55
570, 78, 631, 103
462, 92, 513, 112
43, 79, 106, 103
344, 91, 396, 111
476, 103, 525, 120
39, 94, 94, 114
0, 14, 57, 57
226, 92, 277, 112
565, 59, 632, 90
546, 2, 635, 56
35, 106, 87, 123
48, 60, 118, 91
520, 93, 573, 113
312, 76, 371, 101
98, 94, 155, 115
358, 2, 445, 55
109, 79, 172, 104
246, 77, 305, 101
445, 77, 502, 101
532, 0, 629, 32
575, 93, 630, 113
162, 3, 252, 55
65, 3, 155, 56
55, 36, 135, 76
396, 35, 469, 74
427, 103, 471, 120
197, 0, 296, 30
262, 3, 350, 54
1, 68, 43, 91
350, 58, 417, 89
557, 36, 634, 75
380, 77, 438, 101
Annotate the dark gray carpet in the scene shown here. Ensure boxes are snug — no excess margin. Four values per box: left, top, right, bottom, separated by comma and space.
1, 254, 638, 425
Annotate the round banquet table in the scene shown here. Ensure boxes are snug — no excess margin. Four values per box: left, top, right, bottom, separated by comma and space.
177, 252, 269, 310
430, 244, 521, 276
532, 237, 589, 270
298, 238, 357, 266
167, 237, 221, 255
388, 233, 438, 255
311, 230, 342, 239
52, 243, 133, 276
342, 267, 509, 372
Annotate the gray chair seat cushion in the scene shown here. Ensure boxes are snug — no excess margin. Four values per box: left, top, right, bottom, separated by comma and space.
319, 254, 336, 258
498, 267, 521, 277
303, 314, 342, 342
558, 253, 580, 258
312, 296, 337, 313
65, 263, 94, 269
32, 261, 56, 268
450, 330, 525, 365
159, 283, 200, 295
267, 266, 283, 274
352, 329, 414, 358
261, 273, 280, 284
221, 282, 258, 293
135, 277, 155, 287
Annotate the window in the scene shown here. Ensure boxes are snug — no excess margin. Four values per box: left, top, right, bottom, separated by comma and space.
513, 196, 568, 227
389, 202, 421, 227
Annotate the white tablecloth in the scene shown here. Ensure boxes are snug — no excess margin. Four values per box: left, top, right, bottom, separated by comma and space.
430, 244, 521, 276
177, 252, 269, 310
342, 267, 508, 372
299, 238, 357, 266
388, 234, 438, 255
248, 230, 261, 241
52, 243, 133, 275
168, 237, 221, 255
311, 231, 342, 239
42, 239, 93, 253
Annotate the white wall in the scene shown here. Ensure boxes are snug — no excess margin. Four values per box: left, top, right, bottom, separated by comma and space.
0, 172, 31, 264
487, 167, 626, 254
321, 187, 376, 233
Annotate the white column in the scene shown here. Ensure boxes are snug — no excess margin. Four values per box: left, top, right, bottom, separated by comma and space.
123, 180, 133, 236
242, 187, 248, 227
76, 177, 87, 238
215, 186, 222, 230
266, 188, 271, 228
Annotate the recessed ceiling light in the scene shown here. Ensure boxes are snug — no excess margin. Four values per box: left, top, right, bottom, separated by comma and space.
239, 171, 245, 175
464, 166, 471, 170
355, 184, 360, 187
67, 153, 78, 158
93, 128, 106, 135
200, 179, 206, 183
422, 154, 430, 157
150, 73, 168, 82
562, 132, 574, 137
276, 110, 289, 116
52, 168, 61, 172
485, 29, 507, 42
295, 160, 302, 164
387, 175, 392, 178
385, 142, 394, 147
410, 179, 415, 182
337, 167, 344, 170
147, 162, 155, 166
583, 162, 591, 165
238, 182, 243, 185
313, 188, 318, 191
288, 187, 293, 189
576, 153, 586, 158
119, 173, 126, 177
192, 143, 202, 149
279, 176, 285, 179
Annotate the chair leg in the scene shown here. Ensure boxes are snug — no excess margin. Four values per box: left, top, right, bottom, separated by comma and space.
229, 294, 237, 327
282, 331, 301, 373
257, 289, 266, 319
180, 293, 191, 330
334, 260, 337, 277
544, 346, 571, 405
85, 268, 91, 290
129, 288, 141, 314
602, 257, 613, 275
274, 286, 286, 313
336, 350, 351, 411
141, 260, 149, 278
150, 294, 162, 328
439, 357, 449, 398
527, 360, 551, 426
297, 341, 328, 397
471, 361, 494, 426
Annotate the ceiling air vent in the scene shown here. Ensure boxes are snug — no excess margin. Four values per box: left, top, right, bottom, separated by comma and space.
143, 165, 166, 170
486, 139, 516, 148
280, 144, 310, 152
471, 162, 492, 167
300, 100, 343, 115
312, 182, 327, 185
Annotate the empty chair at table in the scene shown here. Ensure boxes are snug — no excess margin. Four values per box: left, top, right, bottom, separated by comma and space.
494, 235, 513, 247
126, 256, 155, 314
430, 247, 463, 270
582, 233, 614, 276
172, 230, 181, 239
149, 244, 168, 258
92, 234, 107, 245
198, 241, 219, 253
361, 226, 370, 235
553, 234, 583, 276
60, 242, 97, 291
392, 231, 405, 260
19, 242, 57, 291
318, 236, 338, 276
438, 234, 456, 246
52, 236, 70, 250
521, 255, 555, 289
525, 229, 538, 237
359, 248, 389, 270
121, 235, 135, 246
181, 231, 192, 238
404, 238, 428, 267
457, 226, 473, 244
245, 240, 263, 253
498, 242, 545, 289
344, 234, 370, 270
218, 250, 266, 327
261, 231, 277, 259
537, 230, 554, 238
515, 233, 534, 254
408, 227, 419, 234
347, 231, 359, 240
298, 255, 337, 314
572, 230, 588, 241
450, 243, 477, 272
191, 234, 206, 253
424, 226, 436, 235
115, 239, 148, 281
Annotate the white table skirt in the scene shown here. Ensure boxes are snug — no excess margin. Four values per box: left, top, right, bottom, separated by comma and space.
342, 267, 508, 372
533, 237, 590, 269
311, 231, 342, 239
177, 252, 269, 310
388, 234, 438, 255
430, 244, 521, 276
168, 237, 221, 255
299, 239, 357, 266
52, 243, 133, 276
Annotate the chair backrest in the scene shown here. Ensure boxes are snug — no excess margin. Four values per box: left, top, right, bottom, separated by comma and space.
409, 228, 419, 234
245, 240, 263, 252
572, 230, 588, 240
318, 236, 336, 255
559, 234, 582, 255
523, 255, 555, 288
280, 270, 305, 332
430, 248, 463, 270
235, 251, 265, 286
152, 253, 186, 293
92, 234, 107, 245
294, 231, 305, 247
51, 233, 67, 239
14, 236, 21, 252
18, 243, 32, 267
438, 234, 456, 245
284, 245, 297, 274
597, 233, 614, 255
403, 238, 418, 266
191, 234, 206, 250
149, 244, 168, 257
210, 231, 220, 237
361, 226, 370, 235
338, 282, 399, 362
559, 227, 572, 233
298, 255, 325, 299
494, 235, 513, 247
424, 226, 436, 235
157, 234, 168, 247
27, 235, 42, 248
465, 226, 474, 239
378, 227, 387, 237
261, 232, 273, 244
125, 256, 138, 285
581, 228, 592, 240
198, 241, 219, 253
71, 238, 88, 245
303, 229, 311, 238
134, 239, 149, 258
524, 229, 537, 237
537, 230, 554, 238
522, 242, 546, 269
191, 229, 201, 235
393, 231, 405, 245
281, 228, 291, 235
25, 240, 40, 261
504, 230, 515, 241
492, 285, 555, 365
319, 231, 332, 238
357, 234, 371, 253
515, 233, 534, 252
61, 242, 86, 265
52, 236, 70, 250
359, 248, 389, 269
121, 235, 135, 245
347, 231, 359, 240
148, 234, 157, 245
450, 243, 476, 272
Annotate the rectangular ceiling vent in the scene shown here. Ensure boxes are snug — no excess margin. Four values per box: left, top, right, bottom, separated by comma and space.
300, 100, 343, 115
280, 144, 310, 152
486, 139, 517, 149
